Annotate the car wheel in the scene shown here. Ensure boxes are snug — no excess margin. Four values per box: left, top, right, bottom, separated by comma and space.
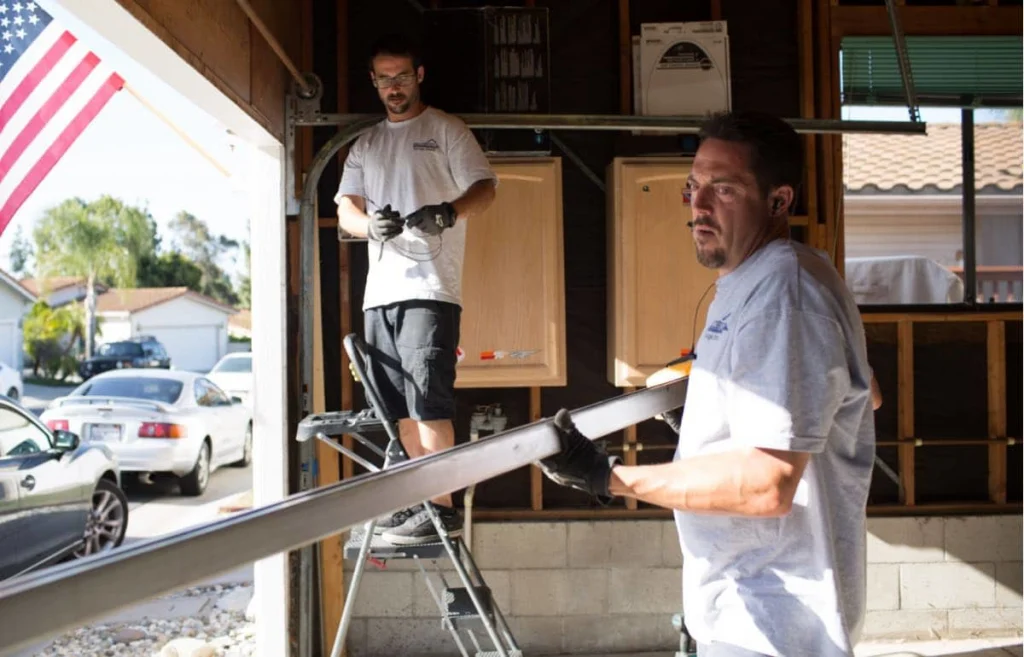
232, 423, 253, 467
180, 441, 211, 497
74, 479, 128, 558
6, 387, 17, 401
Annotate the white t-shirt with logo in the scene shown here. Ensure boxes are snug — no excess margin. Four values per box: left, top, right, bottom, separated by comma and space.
334, 106, 497, 311
674, 238, 876, 657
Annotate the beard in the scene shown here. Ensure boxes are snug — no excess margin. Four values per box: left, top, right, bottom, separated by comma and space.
386, 92, 413, 114
696, 244, 726, 269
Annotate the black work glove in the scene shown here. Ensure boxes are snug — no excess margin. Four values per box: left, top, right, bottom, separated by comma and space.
539, 408, 622, 501
404, 202, 457, 236
660, 407, 683, 433
368, 204, 403, 242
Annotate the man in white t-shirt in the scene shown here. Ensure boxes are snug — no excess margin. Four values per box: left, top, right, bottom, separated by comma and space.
538, 111, 876, 657
335, 33, 497, 546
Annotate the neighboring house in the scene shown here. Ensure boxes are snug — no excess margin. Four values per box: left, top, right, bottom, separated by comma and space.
19, 276, 108, 308
228, 309, 251, 339
843, 122, 1023, 303
0, 269, 37, 370
95, 287, 236, 373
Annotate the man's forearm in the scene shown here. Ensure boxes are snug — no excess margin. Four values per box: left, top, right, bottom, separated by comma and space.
451, 179, 497, 220
607, 447, 805, 517
338, 197, 370, 238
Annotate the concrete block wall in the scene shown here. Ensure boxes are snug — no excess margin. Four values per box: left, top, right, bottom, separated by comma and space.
342, 515, 1022, 656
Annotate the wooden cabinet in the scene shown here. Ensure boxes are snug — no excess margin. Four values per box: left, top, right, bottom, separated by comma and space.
456, 157, 567, 388
607, 157, 719, 387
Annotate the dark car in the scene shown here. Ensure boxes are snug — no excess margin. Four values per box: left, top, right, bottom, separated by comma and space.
79, 335, 171, 381
0, 394, 128, 581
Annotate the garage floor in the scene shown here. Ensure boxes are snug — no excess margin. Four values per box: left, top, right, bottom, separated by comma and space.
551, 638, 1022, 657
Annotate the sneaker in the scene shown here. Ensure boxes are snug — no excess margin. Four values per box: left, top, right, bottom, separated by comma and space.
372, 504, 423, 535
380, 505, 463, 546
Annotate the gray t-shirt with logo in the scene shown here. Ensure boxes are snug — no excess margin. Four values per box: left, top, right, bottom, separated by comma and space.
334, 107, 497, 311
674, 238, 876, 657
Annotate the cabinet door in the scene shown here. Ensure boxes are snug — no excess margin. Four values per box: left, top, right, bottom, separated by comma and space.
608, 158, 718, 387
456, 158, 567, 388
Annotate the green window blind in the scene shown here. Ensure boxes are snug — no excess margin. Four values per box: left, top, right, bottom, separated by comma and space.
840, 36, 1023, 107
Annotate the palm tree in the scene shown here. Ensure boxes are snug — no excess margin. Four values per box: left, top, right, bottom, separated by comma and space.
33, 199, 138, 358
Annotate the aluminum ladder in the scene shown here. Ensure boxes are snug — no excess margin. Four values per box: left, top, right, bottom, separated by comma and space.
296, 333, 522, 657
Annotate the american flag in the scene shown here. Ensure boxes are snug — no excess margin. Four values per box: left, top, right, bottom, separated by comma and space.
0, 1, 123, 236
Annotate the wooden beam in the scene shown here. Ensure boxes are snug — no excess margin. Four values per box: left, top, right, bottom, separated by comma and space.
831, 6, 1024, 37
897, 319, 916, 507
797, 0, 818, 248
710, 0, 722, 21
862, 311, 1023, 324
987, 320, 1008, 504
624, 387, 638, 511
337, 0, 355, 487
618, 0, 632, 115
815, 0, 836, 257
530, 387, 543, 511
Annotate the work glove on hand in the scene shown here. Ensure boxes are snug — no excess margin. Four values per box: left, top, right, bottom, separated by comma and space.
368, 204, 404, 242
539, 408, 621, 501
660, 407, 683, 433
404, 202, 458, 236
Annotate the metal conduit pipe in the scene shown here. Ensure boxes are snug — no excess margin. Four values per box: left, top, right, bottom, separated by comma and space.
0, 378, 688, 656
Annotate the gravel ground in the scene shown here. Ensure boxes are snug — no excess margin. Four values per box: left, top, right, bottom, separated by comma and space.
28, 584, 255, 657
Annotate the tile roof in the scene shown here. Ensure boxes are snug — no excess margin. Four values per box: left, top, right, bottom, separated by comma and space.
96, 287, 235, 314
0, 268, 36, 301
843, 122, 1022, 195
19, 276, 89, 296
229, 309, 251, 331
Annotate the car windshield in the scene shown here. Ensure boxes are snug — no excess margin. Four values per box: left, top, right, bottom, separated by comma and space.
77, 378, 183, 404
96, 342, 144, 358
212, 356, 251, 373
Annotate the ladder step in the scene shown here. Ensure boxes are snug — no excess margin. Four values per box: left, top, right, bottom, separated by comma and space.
442, 586, 493, 622
297, 409, 385, 442
344, 530, 458, 561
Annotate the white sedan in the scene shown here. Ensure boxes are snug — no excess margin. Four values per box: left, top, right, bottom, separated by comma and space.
207, 352, 253, 407
39, 369, 252, 496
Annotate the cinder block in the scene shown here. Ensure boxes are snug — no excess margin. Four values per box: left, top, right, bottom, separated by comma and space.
351, 571, 414, 618
363, 617, 457, 655
996, 562, 1023, 608
860, 610, 948, 640
566, 520, 664, 568
608, 568, 683, 614
662, 521, 683, 566
948, 608, 1024, 637
504, 616, 565, 655
867, 564, 900, 610
510, 569, 608, 616
473, 522, 566, 569
561, 614, 677, 654
412, 568, 511, 618
867, 517, 945, 563
900, 562, 996, 610
945, 516, 1024, 564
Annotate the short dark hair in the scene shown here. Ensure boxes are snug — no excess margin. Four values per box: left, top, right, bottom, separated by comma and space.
698, 110, 804, 199
368, 33, 422, 71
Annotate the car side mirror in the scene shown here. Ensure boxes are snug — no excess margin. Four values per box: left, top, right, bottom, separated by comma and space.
231, 396, 243, 405
53, 430, 80, 451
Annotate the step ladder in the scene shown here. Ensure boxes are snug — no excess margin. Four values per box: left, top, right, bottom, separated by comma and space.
296, 333, 522, 657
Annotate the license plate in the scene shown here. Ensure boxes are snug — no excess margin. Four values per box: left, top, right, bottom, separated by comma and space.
89, 423, 122, 443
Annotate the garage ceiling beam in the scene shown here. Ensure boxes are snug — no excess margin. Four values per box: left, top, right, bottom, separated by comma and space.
831, 5, 1023, 37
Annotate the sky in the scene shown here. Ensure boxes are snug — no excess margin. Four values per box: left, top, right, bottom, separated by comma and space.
0, 0, 251, 283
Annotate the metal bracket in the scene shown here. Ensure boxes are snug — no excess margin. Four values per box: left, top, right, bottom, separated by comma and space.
883, 0, 921, 123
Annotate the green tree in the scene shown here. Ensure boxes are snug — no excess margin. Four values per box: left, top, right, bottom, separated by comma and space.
9, 225, 33, 275
168, 211, 240, 306
137, 252, 205, 290
33, 198, 139, 358
23, 301, 87, 380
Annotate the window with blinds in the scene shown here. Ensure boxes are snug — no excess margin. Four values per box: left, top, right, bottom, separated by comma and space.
840, 36, 1023, 107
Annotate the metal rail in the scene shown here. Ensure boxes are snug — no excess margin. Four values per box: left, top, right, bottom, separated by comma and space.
293, 111, 929, 134
0, 379, 687, 656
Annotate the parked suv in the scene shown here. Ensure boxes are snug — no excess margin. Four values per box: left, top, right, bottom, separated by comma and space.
79, 336, 172, 381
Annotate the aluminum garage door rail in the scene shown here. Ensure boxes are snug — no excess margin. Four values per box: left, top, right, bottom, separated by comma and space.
0, 377, 687, 656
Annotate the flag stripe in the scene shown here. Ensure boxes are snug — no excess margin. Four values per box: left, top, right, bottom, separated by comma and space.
0, 29, 75, 126
0, 51, 99, 179
0, 72, 123, 233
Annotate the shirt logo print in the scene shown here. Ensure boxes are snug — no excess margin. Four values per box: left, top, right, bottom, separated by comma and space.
704, 313, 730, 340
413, 138, 440, 152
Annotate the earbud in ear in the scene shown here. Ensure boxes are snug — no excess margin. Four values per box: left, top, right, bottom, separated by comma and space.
771, 197, 784, 214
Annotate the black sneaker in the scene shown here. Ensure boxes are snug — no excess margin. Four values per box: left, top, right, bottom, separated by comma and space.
372, 504, 423, 535
380, 505, 463, 545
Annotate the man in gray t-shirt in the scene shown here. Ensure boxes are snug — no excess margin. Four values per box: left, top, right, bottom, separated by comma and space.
335, 33, 497, 546
539, 111, 876, 656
